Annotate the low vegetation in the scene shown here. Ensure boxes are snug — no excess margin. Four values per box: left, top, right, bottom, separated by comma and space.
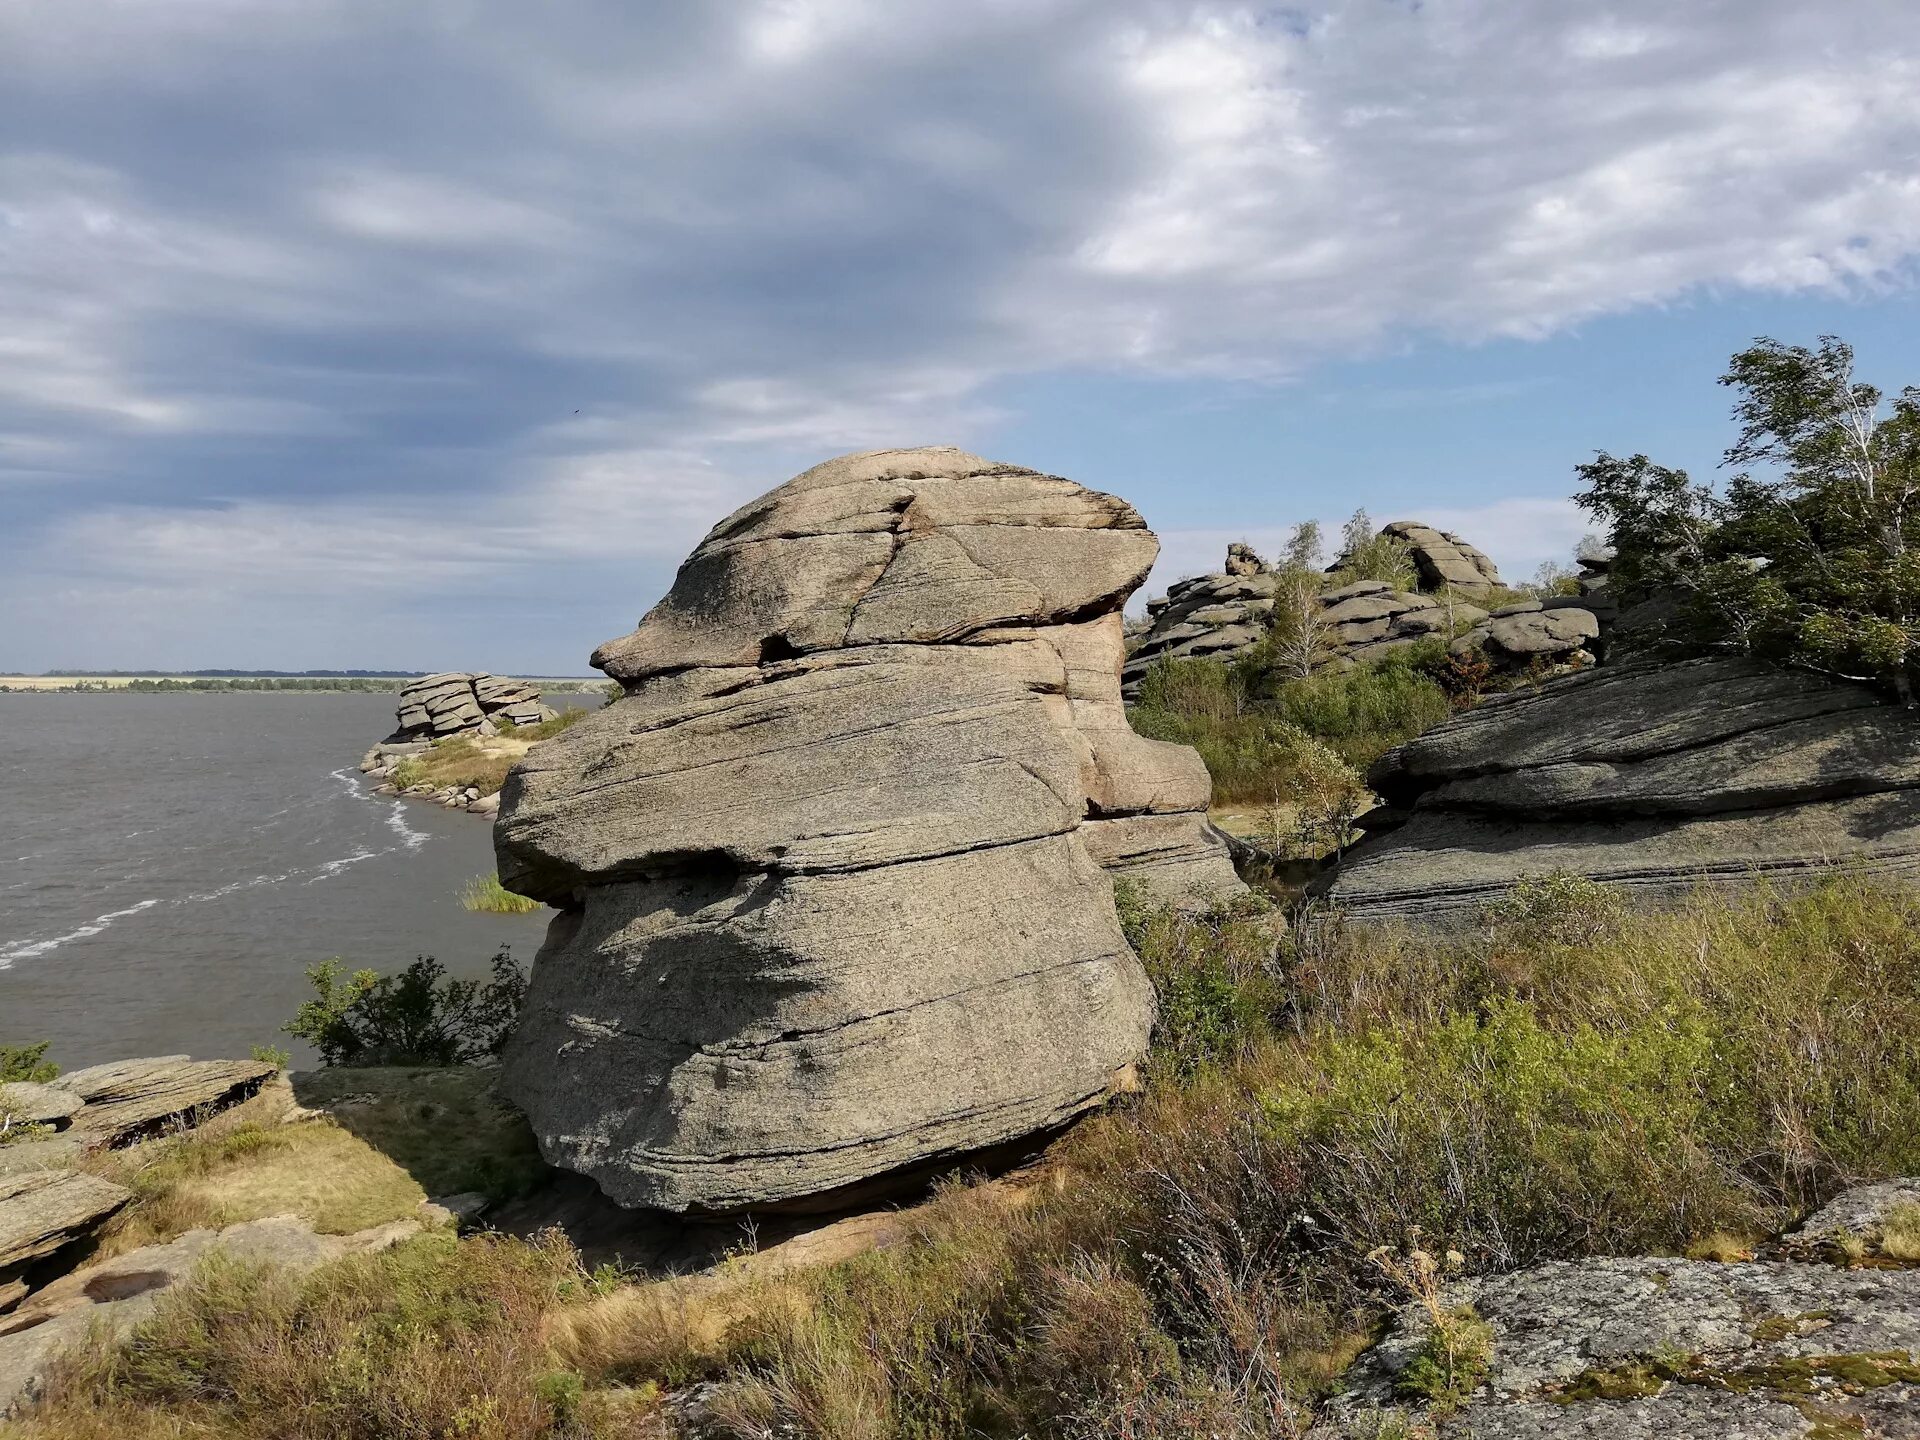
1, 1040, 59, 1084
21, 877, 1920, 1439
87, 1119, 428, 1257
389, 737, 520, 795
390, 706, 590, 796
462, 871, 544, 914
1130, 646, 1451, 860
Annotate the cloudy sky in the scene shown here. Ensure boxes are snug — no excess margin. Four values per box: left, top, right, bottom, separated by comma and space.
4, 1, 1919, 675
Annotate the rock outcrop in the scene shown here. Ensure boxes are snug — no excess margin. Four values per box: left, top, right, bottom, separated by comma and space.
388, 672, 556, 742
1449, 597, 1602, 670
496, 446, 1241, 1214
1123, 522, 1531, 696
0, 1171, 132, 1310
1122, 569, 1510, 697
1379, 519, 1503, 594
1320, 656, 1920, 920
49, 1056, 278, 1148
1314, 1179, 1920, 1439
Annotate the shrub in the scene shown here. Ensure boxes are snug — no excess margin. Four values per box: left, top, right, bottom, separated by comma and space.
283, 951, 526, 1067
1331, 509, 1419, 590
1, 1040, 59, 1084
1118, 884, 1284, 1076
1129, 649, 1451, 807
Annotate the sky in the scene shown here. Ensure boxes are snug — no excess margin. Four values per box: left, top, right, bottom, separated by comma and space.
4, 1, 1920, 675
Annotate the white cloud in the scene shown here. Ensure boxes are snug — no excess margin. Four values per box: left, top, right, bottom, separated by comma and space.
3, 0, 1920, 664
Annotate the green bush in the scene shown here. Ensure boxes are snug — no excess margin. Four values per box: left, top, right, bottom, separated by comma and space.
1130, 647, 1452, 806
1, 1041, 58, 1084
1118, 883, 1284, 1077
283, 951, 526, 1067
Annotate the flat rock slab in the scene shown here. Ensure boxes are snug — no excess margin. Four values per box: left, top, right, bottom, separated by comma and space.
1319, 1249, 1920, 1438
0, 1085, 82, 1130
0, 1170, 132, 1275
52, 1057, 278, 1147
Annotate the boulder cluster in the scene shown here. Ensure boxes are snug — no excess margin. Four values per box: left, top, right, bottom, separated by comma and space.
1321, 656, 1920, 920
495, 447, 1241, 1214
388, 672, 555, 742
1123, 515, 1606, 699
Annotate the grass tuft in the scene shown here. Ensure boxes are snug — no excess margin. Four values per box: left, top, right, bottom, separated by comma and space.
461, 872, 543, 914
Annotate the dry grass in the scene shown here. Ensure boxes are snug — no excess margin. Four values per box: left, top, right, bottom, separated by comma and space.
14, 1232, 653, 1440
288, 1064, 547, 1202
1879, 1202, 1920, 1261
389, 737, 526, 796
22, 879, 1920, 1440
86, 1121, 426, 1258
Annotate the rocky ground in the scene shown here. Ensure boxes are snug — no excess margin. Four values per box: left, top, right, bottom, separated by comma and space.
1316, 1182, 1920, 1439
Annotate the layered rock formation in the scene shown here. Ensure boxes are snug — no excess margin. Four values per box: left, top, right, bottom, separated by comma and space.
1320, 656, 1920, 919
1378, 519, 1502, 593
496, 446, 1241, 1213
1123, 521, 1535, 696
388, 672, 555, 741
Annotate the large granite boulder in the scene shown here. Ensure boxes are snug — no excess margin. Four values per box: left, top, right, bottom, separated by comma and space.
496, 446, 1241, 1214
1320, 656, 1920, 920
388, 672, 556, 741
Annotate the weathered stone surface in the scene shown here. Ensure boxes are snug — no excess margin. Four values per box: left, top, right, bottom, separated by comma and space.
1224, 541, 1266, 576
1382, 519, 1504, 593
52, 1056, 278, 1147
1324, 658, 1920, 919
1316, 1210, 1920, 1440
499, 447, 1239, 1214
0, 1085, 81, 1131
0, 1214, 418, 1415
0, 1170, 130, 1280
1484, 606, 1600, 659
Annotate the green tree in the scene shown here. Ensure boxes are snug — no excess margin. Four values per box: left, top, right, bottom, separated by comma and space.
1575, 336, 1920, 701
285, 951, 527, 1067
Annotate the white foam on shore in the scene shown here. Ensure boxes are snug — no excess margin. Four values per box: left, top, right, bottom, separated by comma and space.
0, 899, 162, 968
330, 764, 428, 851
384, 801, 428, 850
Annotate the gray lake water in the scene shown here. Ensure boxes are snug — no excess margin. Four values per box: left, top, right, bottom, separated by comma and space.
0, 693, 587, 1067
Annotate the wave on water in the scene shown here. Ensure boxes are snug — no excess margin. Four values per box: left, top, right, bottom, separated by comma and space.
4, 772, 432, 966
0, 899, 162, 968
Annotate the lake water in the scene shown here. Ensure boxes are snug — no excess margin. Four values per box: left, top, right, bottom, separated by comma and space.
0, 692, 587, 1067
